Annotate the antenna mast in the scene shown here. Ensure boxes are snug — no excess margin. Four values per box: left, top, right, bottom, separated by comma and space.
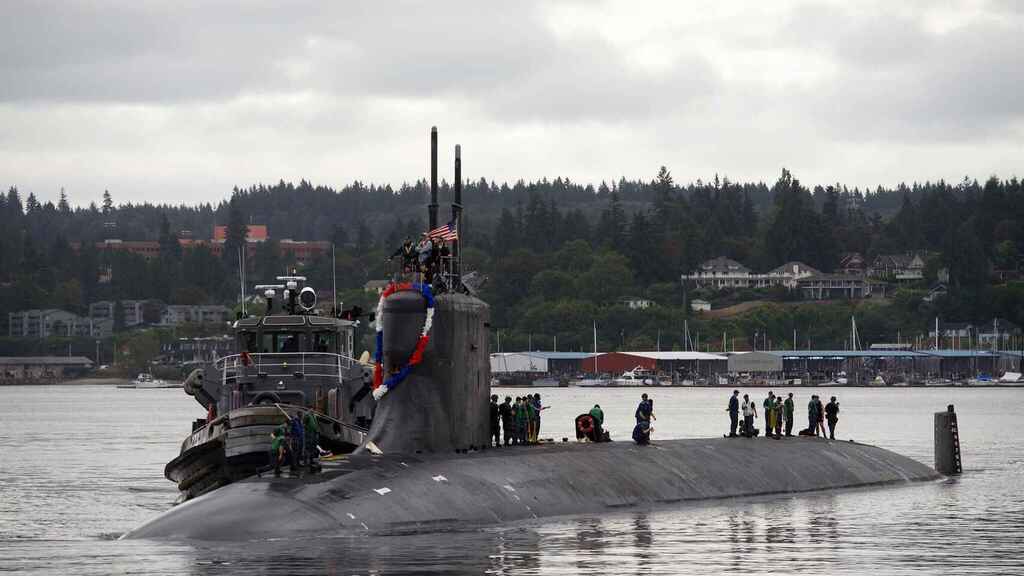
429, 127, 438, 230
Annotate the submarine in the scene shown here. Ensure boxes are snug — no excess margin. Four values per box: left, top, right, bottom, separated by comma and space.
123, 128, 943, 541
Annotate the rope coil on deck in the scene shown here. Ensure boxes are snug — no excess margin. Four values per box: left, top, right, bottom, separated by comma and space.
372, 282, 435, 400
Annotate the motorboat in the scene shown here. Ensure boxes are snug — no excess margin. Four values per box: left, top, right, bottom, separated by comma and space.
117, 373, 179, 389
612, 366, 657, 386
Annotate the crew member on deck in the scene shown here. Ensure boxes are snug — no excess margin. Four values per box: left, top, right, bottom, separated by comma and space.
727, 390, 740, 437
742, 394, 756, 437
303, 410, 319, 470
270, 425, 287, 476
589, 404, 604, 441
489, 395, 501, 448
289, 415, 304, 470
525, 396, 538, 444
825, 396, 840, 440
389, 238, 416, 274
807, 395, 820, 436
632, 420, 651, 445
784, 393, 795, 437
763, 391, 776, 436
774, 396, 784, 439
515, 397, 528, 445
499, 396, 514, 446
635, 393, 655, 424
816, 395, 827, 437
418, 236, 435, 283
531, 393, 547, 443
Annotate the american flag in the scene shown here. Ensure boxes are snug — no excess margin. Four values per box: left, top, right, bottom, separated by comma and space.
427, 221, 458, 242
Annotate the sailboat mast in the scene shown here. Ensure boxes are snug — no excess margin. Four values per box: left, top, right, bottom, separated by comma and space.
238, 247, 245, 316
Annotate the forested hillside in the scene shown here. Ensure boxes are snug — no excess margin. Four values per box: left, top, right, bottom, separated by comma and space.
2, 168, 1022, 352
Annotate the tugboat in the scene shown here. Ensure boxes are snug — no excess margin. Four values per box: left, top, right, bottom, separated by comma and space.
166, 276, 373, 500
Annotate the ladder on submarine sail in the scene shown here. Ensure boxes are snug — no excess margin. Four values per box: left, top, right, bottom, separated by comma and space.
166, 276, 374, 501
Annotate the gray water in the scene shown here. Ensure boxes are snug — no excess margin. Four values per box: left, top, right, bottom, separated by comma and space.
1, 384, 1022, 575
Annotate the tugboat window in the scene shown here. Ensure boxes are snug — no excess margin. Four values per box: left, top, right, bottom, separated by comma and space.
312, 332, 336, 353
241, 332, 259, 353
262, 332, 305, 353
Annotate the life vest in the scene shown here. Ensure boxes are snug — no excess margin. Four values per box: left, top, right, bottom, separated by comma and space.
577, 414, 594, 435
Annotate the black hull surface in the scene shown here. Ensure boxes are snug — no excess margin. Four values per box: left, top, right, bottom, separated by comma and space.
126, 436, 939, 540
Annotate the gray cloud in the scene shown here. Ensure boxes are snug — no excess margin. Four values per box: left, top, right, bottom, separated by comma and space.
0, 0, 1021, 207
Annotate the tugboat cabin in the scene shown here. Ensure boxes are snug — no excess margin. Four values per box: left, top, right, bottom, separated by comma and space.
218, 315, 357, 412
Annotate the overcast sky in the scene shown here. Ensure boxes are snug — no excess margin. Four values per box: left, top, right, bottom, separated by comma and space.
2, 0, 1022, 207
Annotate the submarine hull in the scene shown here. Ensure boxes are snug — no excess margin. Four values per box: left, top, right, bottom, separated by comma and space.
124, 436, 939, 540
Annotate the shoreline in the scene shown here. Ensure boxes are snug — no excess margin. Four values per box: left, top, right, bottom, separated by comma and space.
1, 377, 133, 386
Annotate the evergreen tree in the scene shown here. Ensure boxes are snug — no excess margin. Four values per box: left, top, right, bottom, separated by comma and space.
764, 169, 834, 269
102, 190, 113, 215
626, 211, 656, 283
6, 187, 23, 215
25, 193, 40, 214
523, 190, 549, 253
653, 166, 675, 226
493, 208, 520, 257
822, 186, 839, 225
596, 191, 626, 249
58, 188, 71, 214
741, 190, 757, 233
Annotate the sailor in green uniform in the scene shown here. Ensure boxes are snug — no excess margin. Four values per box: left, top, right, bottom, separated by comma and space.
589, 404, 605, 442
763, 391, 776, 438
270, 424, 288, 476
516, 397, 529, 445
525, 397, 538, 444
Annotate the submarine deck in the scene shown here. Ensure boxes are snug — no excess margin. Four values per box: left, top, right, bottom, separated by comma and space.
125, 436, 940, 540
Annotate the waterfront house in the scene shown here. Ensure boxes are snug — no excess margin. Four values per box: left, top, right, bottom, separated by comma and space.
839, 252, 866, 276
681, 257, 753, 289
683, 257, 821, 291
870, 252, 927, 281
7, 309, 103, 339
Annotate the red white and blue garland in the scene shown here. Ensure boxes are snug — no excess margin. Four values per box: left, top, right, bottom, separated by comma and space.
372, 282, 435, 400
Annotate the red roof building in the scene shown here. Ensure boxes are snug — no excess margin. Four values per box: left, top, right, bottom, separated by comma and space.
588, 352, 656, 374
213, 225, 268, 242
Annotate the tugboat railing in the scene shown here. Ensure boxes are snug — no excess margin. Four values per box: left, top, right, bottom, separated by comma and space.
216, 352, 358, 383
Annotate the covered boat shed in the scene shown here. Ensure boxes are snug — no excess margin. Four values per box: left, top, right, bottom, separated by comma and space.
490, 352, 595, 375
916, 350, 999, 380
585, 351, 727, 378
627, 351, 728, 378
728, 351, 784, 373
0, 356, 94, 383
726, 349, 1000, 383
